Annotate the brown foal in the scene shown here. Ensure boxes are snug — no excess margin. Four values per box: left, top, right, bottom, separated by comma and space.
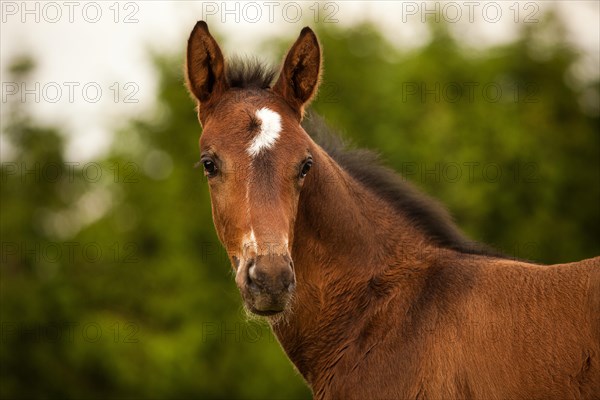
185, 21, 600, 399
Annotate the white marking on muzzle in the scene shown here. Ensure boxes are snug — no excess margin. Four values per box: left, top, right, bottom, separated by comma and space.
247, 107, 282, 157
236, 229, 258, 277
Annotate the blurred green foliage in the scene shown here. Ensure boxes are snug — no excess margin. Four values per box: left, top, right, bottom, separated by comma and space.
1, 16, 598, 399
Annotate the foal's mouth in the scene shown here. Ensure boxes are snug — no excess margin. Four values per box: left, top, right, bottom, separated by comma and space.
248, 306, 284, 317
244, 292, 293, 317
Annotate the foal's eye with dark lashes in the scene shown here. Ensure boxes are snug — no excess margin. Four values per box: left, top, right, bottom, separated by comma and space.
299, 159, 313, 179
201, 159, 218, 177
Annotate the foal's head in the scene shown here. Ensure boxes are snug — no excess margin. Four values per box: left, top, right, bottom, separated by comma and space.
185, 22, 322, 316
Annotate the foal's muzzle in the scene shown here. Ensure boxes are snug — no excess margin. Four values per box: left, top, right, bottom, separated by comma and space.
236, 254, 296, 315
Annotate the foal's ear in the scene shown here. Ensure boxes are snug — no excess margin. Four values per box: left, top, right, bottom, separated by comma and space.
273, 27, 322, 118
185, 21, 227, 106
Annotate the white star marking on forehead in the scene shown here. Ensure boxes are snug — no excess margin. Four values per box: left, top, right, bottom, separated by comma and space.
247, 107, 282, 157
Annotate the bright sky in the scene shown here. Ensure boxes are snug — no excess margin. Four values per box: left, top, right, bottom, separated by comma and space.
1, 1, 598, 161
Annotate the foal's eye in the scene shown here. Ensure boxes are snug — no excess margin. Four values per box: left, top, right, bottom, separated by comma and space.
202, 160, 217, 177
299, 160, 313, 179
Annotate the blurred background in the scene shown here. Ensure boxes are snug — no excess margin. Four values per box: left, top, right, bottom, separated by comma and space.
1, 1, 599, 399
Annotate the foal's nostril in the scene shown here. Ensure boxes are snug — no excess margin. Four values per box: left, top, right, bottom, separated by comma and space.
283, 277, 294, 290
282, 263, 296, 290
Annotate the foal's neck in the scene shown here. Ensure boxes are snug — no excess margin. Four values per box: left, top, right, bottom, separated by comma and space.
293, 147, 431, 275
272, 146, 436, 385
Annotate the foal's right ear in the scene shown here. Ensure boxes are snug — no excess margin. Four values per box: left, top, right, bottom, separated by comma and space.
185, 21, 227, 107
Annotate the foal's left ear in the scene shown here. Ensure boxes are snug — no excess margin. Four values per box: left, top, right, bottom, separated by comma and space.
273, 27, 322, 119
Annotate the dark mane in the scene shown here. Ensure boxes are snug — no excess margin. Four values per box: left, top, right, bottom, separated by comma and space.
302, 111, 507, 258
226, 56, 277, 89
